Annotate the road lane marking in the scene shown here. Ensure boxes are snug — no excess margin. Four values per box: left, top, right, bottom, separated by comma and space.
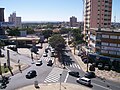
77, 65, 81, 69
44, 67, 63, 83
92, 82, 112, 90
74, 63, 77, 68
64, 72, 69, 83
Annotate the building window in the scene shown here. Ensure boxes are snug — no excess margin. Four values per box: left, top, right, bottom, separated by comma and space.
117, 52, 120, 55
109, 43, 117, 47
109, 51, 116, 55
101, 50, 108, 54
101, 42, 108, 46
110, 35, 117, 39
104, 23, 107, 25
102, 35, 109, 38
118, 44, 120, 47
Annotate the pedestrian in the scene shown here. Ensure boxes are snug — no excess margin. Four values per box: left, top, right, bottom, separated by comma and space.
18, 59, 22, 73
18, 65, 22, 73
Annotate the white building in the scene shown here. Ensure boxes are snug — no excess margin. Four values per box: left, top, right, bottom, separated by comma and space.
8, 12, 22, 28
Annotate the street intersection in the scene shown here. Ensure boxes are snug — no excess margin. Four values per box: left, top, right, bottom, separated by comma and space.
0, 43, 120, 90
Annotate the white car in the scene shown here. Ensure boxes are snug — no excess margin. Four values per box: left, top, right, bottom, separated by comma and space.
76, 77, 92, 87
36, 60, 42, 66
43, 53, 47, 57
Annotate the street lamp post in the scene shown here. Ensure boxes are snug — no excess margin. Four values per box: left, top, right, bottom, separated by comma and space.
86, 52, 89, 72
31, 51, 34, 64
60, 74, 62, 90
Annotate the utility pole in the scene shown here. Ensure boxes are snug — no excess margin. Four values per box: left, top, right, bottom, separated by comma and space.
0, 61, 2, 77
7, 50, 14, 76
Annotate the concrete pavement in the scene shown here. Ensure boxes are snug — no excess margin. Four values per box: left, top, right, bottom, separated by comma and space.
0, 56, 30, 77
17, 83, 91, 90
68, 45, 120, 83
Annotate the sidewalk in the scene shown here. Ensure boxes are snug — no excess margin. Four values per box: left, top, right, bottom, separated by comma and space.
0, 57, 30, 77
68, 46, 120, 83
17, 83, 91, 90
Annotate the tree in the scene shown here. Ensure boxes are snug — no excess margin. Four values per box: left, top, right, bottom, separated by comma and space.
60, 28, 72, 34
7, 28, 20, 36
42, 30, 53, 41
49, 34, 66, 62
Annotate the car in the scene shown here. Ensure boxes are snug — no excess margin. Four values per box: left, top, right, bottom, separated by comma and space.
81, 56, 87, 60
0, 53, 5, 57
76, 77, 92, 87
98, 63, 104, 70
26, 70, 37, 79
104, 64, 111, 71
68, 71, 80, 77
43, 53, 47, 57
84, 72, 96, 78
45, 49, 48, 53
36, 60, 42, 66
82, 59, 89, 64
47, 60, 53, 66
78, 52, 81, 56
7, 45, 17, 51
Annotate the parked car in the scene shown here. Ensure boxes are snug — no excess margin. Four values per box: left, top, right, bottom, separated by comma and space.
104, 64, 111, 71
98, 63, 104, 70
78, 52, 81, 56
84, 72, 96, 78
81, 55, 86, 59
47, 60, 53, 66
76, 77, 92, 87
81, 57, 87, 60
45, 49, 48, 53
0, 53, 5, 57
68, 71, 80, 78
36, 60, 42, 66
82, 59, 89, 64
43, 53, 47, 57
7, 45, 17, 51
26, 70, 37, 79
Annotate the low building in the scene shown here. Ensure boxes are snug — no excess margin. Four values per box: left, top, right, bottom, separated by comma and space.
89, 28, 120, 58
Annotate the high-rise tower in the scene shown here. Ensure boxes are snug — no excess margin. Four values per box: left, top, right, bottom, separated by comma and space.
84, 0, 112, 35
0, 8, 5, 22
70, 16, 77, 27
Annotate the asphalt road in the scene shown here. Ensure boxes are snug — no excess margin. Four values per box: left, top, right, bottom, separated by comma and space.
64, 45, 120, 90
1, 43, 120, 90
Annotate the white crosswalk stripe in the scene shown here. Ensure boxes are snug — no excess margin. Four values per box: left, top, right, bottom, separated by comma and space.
44, 67, 63, 83
77, 64, 81, 69
69, 63, 81, 69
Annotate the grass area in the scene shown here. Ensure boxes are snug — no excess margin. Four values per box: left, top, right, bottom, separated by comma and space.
0, 66, 13, 73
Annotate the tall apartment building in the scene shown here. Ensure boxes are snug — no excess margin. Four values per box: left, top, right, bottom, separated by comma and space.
0, 8, 4, 22
84, 0, 112, 35
70, 16, 77, 27
8, 12, 22, 28
0, 8, 5, 37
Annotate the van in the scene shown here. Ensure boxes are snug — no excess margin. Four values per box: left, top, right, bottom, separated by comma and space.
76, 77, 91, 86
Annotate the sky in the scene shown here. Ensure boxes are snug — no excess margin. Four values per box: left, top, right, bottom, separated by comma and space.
0, 0, 120, 22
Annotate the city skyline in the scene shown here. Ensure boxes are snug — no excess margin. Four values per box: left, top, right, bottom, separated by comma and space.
0, 0, 120, 22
